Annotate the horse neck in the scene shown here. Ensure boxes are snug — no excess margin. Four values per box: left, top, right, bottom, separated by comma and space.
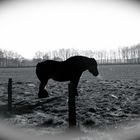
80, 57, 91, 72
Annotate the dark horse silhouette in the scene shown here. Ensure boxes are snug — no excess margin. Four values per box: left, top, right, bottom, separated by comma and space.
36, 55, 99, 98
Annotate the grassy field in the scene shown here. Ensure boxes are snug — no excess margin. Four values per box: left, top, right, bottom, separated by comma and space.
0, 64, 140, 83
0, 64, 140, 138
0, 67, 37, 83
98, 64, 140, 80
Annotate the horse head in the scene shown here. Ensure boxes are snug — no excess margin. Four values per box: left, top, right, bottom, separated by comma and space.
88, 58, 99, 76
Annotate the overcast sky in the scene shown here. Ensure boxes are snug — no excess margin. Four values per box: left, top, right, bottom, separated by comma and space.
0, 0, 140, 59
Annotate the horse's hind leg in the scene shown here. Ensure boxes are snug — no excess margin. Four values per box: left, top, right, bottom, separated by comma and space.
38, 81, 49, 98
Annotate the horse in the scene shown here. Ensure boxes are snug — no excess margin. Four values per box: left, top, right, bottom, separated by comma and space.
36, 55, 99, 98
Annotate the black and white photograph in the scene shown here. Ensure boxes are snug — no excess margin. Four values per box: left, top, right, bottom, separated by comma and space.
0, 0, 140, 140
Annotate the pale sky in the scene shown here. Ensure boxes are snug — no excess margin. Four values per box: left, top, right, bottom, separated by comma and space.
0, 0, 140, 59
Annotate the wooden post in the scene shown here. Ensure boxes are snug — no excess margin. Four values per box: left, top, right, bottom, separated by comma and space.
68, 83, 76, 128
8, 78, 12, 112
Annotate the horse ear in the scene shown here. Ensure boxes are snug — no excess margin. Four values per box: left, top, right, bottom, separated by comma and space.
90, 58, 95, 61
90, 58, 97, 65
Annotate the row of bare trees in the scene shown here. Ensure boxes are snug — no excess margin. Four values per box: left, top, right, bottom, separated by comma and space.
33, 44, 140, 64
0, 44, 140, 67
33, 48, 79, 63
0, 49, 24, 67
95, 44, 140, 64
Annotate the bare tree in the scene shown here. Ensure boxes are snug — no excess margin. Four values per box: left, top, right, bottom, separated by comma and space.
52, 50, 59, 59
136, 44, 140, 63
58, 49, 67, 60
33, 51, 44, 64
42, 53, 49, 60
0, 49, 4, 67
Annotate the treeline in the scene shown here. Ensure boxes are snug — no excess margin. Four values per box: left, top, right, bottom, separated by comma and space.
96, 44, 140, 64
0, 44, 140, 67
33, 44, 140, 64
0, 49, 24, 67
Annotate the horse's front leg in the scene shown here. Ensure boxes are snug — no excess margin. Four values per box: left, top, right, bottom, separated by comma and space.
38, 80, 49, 98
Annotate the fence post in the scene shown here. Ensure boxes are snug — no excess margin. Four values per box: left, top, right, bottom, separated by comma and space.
68, 83, 76, 128
8, 78, 12, 112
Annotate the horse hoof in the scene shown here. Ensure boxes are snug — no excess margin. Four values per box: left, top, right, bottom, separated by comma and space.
38, 94, 49, 98
38, 90, 49, 98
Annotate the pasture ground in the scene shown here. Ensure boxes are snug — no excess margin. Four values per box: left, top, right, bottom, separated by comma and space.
0, 64, 140, 138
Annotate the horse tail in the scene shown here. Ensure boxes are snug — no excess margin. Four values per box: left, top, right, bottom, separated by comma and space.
36, 62, 42, 81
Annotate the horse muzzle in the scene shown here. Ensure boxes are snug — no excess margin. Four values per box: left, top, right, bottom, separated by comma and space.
93, 71, 99, 76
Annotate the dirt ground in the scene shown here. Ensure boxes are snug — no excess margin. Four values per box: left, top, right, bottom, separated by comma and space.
0, 65, 140, 139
